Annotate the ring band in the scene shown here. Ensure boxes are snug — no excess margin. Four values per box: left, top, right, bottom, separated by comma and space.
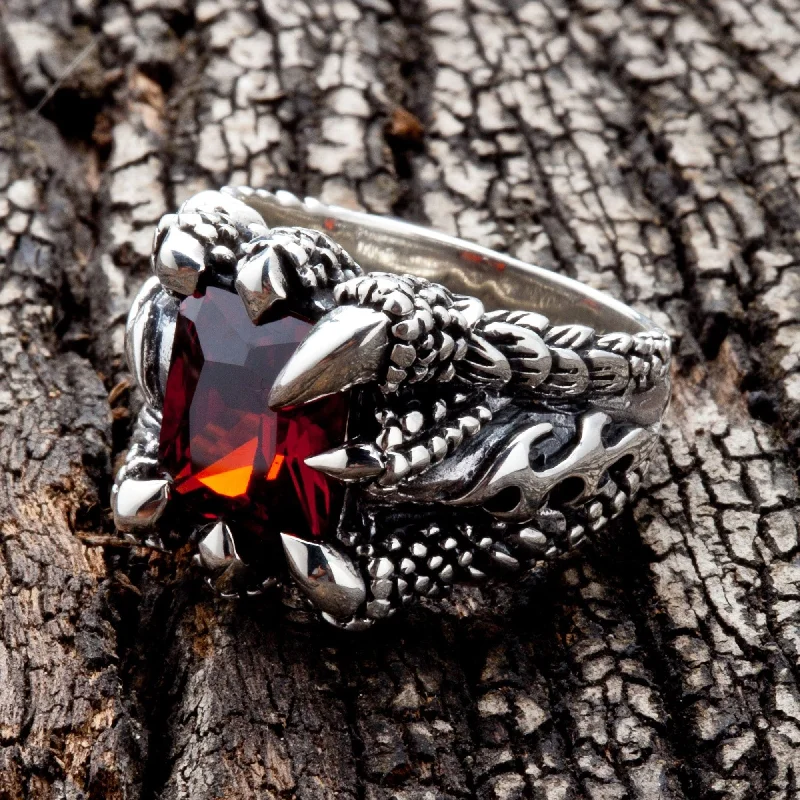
112, 187, 671, 630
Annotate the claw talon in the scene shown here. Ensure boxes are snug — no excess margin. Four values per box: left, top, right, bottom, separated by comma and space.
281, 533, 366, 619
112, 478, 170, 531
304, 443, 384, 481
269, 305, 389, 409
235, 246, 289, 322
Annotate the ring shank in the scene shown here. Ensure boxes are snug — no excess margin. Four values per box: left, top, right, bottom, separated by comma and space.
237, 189, 657, 335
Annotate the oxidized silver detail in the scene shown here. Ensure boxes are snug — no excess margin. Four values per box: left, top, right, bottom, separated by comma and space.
450, 411, 657, 520
125, 276, 178, 410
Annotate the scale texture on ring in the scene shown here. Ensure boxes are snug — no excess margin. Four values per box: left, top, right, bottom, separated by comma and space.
112, 187, 672, 630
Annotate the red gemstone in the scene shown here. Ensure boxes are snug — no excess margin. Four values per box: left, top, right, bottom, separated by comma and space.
158, 287, 349, 547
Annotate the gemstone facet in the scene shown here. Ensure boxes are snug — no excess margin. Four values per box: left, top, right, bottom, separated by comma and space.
158, 287, 349, 551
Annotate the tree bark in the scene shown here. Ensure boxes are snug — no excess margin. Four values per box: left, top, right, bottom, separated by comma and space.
1, 0, 800, 797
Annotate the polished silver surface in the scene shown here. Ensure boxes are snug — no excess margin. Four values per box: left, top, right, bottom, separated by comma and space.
154, 225, 207, 295
125, 276, 177, 410
280, 533, 367, 619
459, 333, 512, 387
479, 318, 551, 389
226, 186, 657, 334
113, 187, 672, 628
182, 189, 267, 231
304, 443, 384, 481
193, 520, 261, 597
235, 245, 288, 322
112, 478, 170, 531
269, 305, 389, 409
451, 411, 656, 520
196, 520, 240, 571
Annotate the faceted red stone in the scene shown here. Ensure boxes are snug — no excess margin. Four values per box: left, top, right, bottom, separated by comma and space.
158, 287, 349, 547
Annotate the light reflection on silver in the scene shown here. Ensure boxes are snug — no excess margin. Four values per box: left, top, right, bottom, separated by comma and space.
280, 533, 367, 619
154, 226, 206, 295
125, 276, 177, 410
235, 246, 288, 322
196, 520, 240, 571
304, 443, 384, 481
229, 186, 657, 333
113, 478, 170, 531
269, 305, 389, 409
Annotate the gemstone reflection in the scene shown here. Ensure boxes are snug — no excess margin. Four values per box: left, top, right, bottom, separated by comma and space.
158, 287, 349, 551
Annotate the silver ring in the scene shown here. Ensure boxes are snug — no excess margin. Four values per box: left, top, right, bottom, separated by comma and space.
112, 187, 671, 630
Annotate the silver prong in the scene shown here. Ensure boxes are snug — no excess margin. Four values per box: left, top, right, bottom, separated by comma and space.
196, 520, 240, 572
235, 246, 289, 322
112, 478, 170, 531
154, 226, 207, 295
269, 305, 389, 409
304, 443, 384, 481
280, 533, 366, 619
193, 521, 254, 596
125, 278, 178, 410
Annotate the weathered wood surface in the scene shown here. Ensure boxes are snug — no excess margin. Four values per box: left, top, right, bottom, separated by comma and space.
1, 0, 800, 797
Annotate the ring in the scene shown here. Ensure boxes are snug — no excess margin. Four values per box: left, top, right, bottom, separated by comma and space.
112, 187, 671, 630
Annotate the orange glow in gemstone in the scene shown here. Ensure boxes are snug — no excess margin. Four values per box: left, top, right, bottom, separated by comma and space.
174, 437, 259, 497
198, 465, 254, 496
158, 287, 350, 542
265, 453, 285, 481
196, 437, 259, 497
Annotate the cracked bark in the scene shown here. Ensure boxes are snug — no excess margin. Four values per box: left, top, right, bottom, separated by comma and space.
1, 0, 799, 798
